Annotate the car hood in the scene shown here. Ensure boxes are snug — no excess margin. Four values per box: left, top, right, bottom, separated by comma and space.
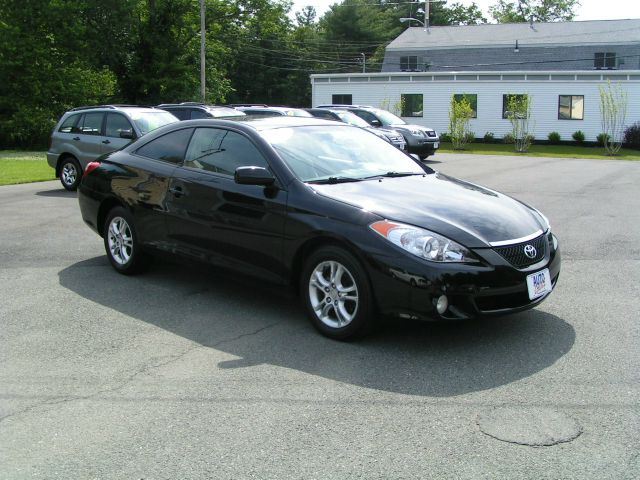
390, 123, 435, 133
310, 173, 545, 248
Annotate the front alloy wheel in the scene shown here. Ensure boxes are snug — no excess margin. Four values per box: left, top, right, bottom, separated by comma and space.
309, 260, 359, 329
302, 246, 374, 340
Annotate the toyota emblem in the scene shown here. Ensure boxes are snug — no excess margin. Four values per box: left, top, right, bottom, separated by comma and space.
523, 244, 537, 259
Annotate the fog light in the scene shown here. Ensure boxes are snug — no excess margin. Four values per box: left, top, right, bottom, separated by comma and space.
436, 295, 448, 314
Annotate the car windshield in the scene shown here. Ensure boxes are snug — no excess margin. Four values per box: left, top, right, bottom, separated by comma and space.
129, 111, 179, 135
260, 125, 425, 183
334, 111, 370, 128
373, 109, 406, 126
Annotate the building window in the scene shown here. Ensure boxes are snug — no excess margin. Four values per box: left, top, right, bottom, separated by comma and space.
401, 94, 423, 117
332, 94, 352, 105
400, 56, 418, 72
502, 94, 529, 119
453, 94, 478, 118
594, 52, 616, 69
558, 95, 584, 120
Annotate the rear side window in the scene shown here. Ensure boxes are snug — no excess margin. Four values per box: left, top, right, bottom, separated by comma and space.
190, 109, 210, 120
79, 113, 104, 135
183, 128, 268, 176
59, 114, 81, 133
136, 128, 194, 164
352, 110, 377, 125
164, 108, 188, 120
105, 113, 134, 138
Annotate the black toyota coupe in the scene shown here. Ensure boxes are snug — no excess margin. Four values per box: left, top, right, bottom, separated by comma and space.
78, 117, 560, 340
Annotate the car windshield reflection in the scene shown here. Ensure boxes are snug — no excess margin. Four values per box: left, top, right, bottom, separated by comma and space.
260, 125, 425, 182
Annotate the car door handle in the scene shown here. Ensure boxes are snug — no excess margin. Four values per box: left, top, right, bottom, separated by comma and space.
169, 186, 186, 197
102, 139, 111, 144
73, 137, 80, 141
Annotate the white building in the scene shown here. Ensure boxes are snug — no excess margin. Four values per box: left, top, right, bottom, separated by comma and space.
310, 70, 640, 142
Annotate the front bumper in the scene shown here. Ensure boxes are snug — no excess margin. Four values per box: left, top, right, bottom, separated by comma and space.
406, 138, 439, 156
365, 233, 561, 321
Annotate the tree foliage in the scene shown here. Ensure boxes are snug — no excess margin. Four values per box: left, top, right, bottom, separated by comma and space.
505, 94, 534, 153
599, 81, 628, 156
1, 0, 491, 147
448, 95, 474, 150
489, 0, 579, 23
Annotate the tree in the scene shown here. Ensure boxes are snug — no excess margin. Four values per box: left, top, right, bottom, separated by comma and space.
599, 81, 628, 156
505, 94, 534, 153
489, 0, 578, 23
448, 95, 474, 150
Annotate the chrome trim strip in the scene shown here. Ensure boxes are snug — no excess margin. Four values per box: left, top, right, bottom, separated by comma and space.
489, 230, 544, 247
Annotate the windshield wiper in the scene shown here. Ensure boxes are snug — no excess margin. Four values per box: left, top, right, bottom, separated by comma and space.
363, 171, 424, 179
307, 176, 363, 185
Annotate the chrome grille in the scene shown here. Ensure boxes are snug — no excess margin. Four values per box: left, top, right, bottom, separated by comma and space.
493, 234, 547, 268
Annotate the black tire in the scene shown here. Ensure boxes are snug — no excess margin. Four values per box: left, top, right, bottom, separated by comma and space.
418, 154, 429, 161
301, 246, 375, 340
103, 207, 151, 275
59, 156, 82, 191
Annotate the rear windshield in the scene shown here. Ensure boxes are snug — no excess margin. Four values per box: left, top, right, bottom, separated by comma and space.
129, 111, 178, 135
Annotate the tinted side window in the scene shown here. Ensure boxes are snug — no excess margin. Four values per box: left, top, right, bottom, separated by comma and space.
190, 109, 210, 119
59, 114, 81, 133
313, 111, 336, 120
136, 128, 194, 164
79, 112, 104, 135
353, 110, 377, 124
184, 128, 268, 176
105, 113, 134, 138
164, 108, 188, 120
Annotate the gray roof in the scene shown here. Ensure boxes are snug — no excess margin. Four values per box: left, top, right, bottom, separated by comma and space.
386, 19, 640, 51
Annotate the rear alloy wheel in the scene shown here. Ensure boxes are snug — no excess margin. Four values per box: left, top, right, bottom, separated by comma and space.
302, 246, 374, 340
59, 157, 81, 191
103, 207, 150, 275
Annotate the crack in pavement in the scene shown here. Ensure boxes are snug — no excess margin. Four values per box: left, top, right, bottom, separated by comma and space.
0, 320, 284, 425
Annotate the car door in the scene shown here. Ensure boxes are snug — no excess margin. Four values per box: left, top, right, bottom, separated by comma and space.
103, 113, 136, 153
165, 126, 288, 283
74, 112, 106, 166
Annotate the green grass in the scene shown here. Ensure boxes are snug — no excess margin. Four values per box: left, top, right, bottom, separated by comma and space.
439, 142, 640, 160
0, 151, 56, 186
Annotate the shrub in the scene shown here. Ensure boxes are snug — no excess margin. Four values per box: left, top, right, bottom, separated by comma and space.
572, 130, 585, 144
547, 132, 561, 144
596, 133, 610, 147
483, 132, 494, 143
465, 131, 475, 144
503, 133, 515, 144
623, 122, 640, 148
440, 132, 451, 143
449, 95, 474, 150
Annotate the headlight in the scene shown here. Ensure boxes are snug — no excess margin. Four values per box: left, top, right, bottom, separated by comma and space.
370, 220, 478, 263
409, 129, 424, 136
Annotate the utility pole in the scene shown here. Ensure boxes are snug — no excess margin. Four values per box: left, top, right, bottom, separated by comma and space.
360, 53, 366, 73
200, 0, 206, 103
425, 0, 430, 31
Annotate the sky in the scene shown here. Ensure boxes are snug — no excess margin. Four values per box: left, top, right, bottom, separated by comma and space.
289, 0, 640, 22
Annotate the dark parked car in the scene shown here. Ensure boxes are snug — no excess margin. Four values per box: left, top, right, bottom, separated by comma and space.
78, 117, 560, 340
157, 102, 246, 120
317, 105, 439, 159
306, 108, 406, 150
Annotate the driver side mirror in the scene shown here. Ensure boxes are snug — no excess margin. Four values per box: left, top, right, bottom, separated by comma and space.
234, 166, 275, 186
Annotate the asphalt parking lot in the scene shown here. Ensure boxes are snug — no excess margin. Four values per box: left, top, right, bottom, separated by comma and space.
1, 153, 639, 479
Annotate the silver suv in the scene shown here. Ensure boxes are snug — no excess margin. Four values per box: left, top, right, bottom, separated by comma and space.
47, 105, 178, 190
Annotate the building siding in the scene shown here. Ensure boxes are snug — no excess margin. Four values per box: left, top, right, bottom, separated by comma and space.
382, 44, 640, 72
311, 72, 640, 142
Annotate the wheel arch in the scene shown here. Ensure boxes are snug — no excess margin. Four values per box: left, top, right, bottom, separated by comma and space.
290, 235, 373, 295
56, 153, 80, 177
97, 197, 127, 237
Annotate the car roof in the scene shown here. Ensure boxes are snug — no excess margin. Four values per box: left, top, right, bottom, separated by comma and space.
69, 105, 164, 114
